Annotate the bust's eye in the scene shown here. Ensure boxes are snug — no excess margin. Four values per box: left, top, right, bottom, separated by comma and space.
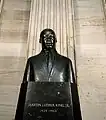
49, 34, 53, 37
43, 34, 46, 37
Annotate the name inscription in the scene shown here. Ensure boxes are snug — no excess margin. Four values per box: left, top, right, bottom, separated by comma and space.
28, 103, 70, 108
27, 103, 70, 113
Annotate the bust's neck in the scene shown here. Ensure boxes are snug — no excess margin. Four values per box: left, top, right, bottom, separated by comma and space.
40, 48, 57, 59
41, 48, 57, 54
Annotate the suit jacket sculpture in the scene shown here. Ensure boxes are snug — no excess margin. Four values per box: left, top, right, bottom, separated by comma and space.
15, 29, 82, 120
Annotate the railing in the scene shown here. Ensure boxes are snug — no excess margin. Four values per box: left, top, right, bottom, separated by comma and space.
0, 0, 4, 15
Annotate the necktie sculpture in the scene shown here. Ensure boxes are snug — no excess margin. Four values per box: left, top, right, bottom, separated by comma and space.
15, 29, 82, 120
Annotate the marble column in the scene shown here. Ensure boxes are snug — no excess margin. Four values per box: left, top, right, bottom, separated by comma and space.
27, 0, 75, 65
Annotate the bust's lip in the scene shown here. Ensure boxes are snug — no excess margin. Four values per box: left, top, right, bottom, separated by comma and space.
46, 45, 53, 47
46, 45, 53, 48
45, 43, 53, 45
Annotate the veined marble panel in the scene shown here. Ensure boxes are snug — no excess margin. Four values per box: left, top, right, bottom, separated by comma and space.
0, 21, 28, 31
0, 85, 19, 106
0, 43, 27, 57
78, 30, 106, 44
74, 0, 104, 19
0, 105, 16, 120
1, 9, 30, 21
0, 30, 28, 43
75, 17, 106, 44
0, 0, 31, 119
0, 85, 20, 120
0, 57, 26, 85
3, 0, 31, 11
74, 0, 106, 119
13, 10, 30, 21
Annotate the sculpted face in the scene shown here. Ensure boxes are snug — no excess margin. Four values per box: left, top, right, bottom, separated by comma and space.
40, 29, 57, 49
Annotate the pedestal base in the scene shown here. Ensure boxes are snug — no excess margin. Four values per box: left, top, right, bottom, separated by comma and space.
15, 82, 82, 120
23, 82, 74, 120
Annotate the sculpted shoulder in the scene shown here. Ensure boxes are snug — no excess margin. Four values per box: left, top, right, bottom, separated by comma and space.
27, 53, 41, 62
57, 53, 72, 64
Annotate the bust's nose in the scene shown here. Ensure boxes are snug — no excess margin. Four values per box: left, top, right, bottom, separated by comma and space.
46, 39, 52, 43
45, 38, 53, 43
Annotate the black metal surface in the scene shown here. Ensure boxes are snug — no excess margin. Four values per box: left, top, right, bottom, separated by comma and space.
15, 82, 82, 120
23, 82, 74, 120
15, 82, 28, 120
71, 83, 82, 120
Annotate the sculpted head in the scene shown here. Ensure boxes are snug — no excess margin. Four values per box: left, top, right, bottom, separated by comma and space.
39, 28, 57, 50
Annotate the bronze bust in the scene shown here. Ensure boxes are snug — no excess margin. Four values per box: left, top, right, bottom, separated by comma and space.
23, 28, 75, 83
15, 29, 82, 120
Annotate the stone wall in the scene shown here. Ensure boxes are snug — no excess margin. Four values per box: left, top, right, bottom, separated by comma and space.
74, 0, 106, 119
0, 0, 30, 119
0, 0, 106, 120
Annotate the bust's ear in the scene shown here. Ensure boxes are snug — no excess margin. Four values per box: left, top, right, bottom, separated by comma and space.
39, 38, 42, 43
55, 37, 57, 42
